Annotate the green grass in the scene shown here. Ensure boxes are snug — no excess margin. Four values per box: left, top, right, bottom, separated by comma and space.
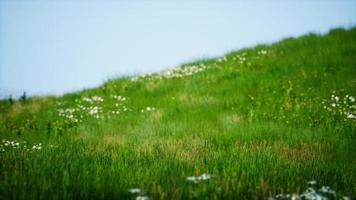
1, 27, 355, 199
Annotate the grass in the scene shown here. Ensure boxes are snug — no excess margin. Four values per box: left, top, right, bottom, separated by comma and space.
0, 27, 355, 199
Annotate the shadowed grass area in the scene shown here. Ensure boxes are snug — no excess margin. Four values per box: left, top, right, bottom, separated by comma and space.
1, 27, 355, 199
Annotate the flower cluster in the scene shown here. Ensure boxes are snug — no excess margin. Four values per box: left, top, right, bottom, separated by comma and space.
111, 95, 128, 115
258, 49, 268, 55
0, 139, 43, 152
82, 96, 104, 103
87, 106, 101, 118
186, 173, 212, 184
271, 180, 350, 200
130, 49, 271, 82
57, 94, 130, 122
231, 52, 248, 64
217, 56, 228, 63
141, 107, 156, 113
128, 188, 150, 200
113, 95, 126, 102
130, 72, 155, 82
323, 92, 356, 121
136, 196, 150, 200
32, 143, 42, 150
160, 64, 207, 79
58, 108, 81, 123
236, 55, 247, 64
111, 105, 128, 115
1, 139, 20, 151
131, 64, 208, 81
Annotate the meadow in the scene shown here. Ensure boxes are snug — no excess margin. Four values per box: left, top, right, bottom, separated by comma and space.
0, 28, 355, 199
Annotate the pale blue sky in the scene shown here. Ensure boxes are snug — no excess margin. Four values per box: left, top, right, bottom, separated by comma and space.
0, 0, 355, 97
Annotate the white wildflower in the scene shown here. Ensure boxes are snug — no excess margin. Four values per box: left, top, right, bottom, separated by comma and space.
199, 173, 211, 181
258, 50, 268, 55
186, 176, 199, 184
319, 186, 336, 195
136, 196, 150, 200
128, 188, 141, 194
186, 173, 212, 184
307, 180, 317, 185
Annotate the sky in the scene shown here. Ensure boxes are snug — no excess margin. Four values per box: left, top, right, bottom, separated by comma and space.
0, 0, 355, 98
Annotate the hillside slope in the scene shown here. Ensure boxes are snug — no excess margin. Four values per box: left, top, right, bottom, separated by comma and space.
1, 28, 356, 199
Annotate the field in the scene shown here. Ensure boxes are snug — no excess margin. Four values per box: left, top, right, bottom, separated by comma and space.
0, 28, 355, 199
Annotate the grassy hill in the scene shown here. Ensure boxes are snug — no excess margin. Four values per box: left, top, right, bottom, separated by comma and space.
0, 28, 355, 200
